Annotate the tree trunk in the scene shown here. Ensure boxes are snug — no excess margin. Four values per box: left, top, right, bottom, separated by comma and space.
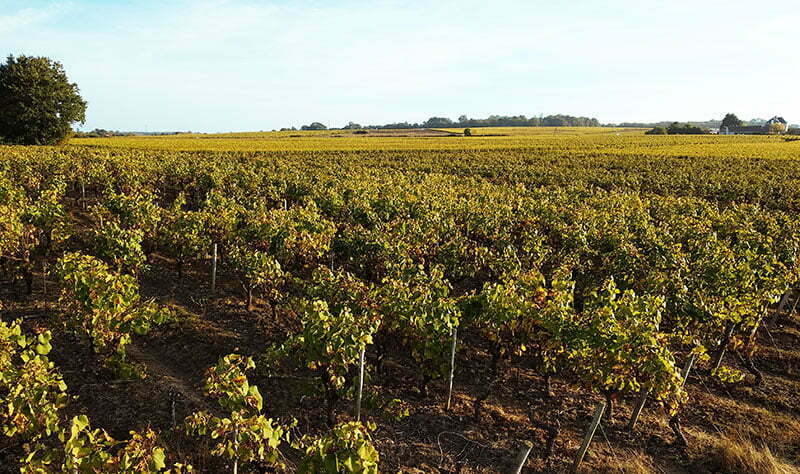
246, 288, 254, 311
541, 418, 560, 464
474, 345, 502, 420
669, 413, 687, 447
318, 367, 339, 427
603, 391, 615, 423
544, 373, 553, 398
41, 231, 52, 254
418, 372, 431, 398
376, 350, 385, 377
374, 333, 388, 376
737, 351, 764, 386
22, 264, 33, 295
325, 381, 338, 427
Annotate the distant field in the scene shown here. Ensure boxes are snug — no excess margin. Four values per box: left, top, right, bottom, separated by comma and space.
71, 126, 644, 152
69, 127, 800, 161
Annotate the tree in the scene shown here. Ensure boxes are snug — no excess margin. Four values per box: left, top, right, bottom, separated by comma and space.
0, 55, 87, 145
721, 113, 742, 128
645, 126, 668, 135
423, 117, 454, 128
769, 122, 786, 134
301, 122, 327, 130
541, 115, 568, 127
666, 122, 708, 135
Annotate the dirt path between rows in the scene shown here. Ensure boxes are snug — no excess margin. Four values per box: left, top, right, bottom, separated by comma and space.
126, 343, 211, 411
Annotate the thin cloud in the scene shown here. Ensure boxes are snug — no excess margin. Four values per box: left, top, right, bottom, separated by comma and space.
0, 2, 70, 35
2, 0, 797, 131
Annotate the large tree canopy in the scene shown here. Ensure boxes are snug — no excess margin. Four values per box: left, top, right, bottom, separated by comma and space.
0, 55, 87, 145
721, 113, 743, 128
301, 122, 327, 131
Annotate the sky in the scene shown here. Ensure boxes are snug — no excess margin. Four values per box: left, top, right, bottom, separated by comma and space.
1, 0, 798, 132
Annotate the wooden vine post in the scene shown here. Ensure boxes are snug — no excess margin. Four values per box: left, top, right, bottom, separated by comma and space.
233, 424, 239, 474
680, 353, 696, 388
777, 292, 791, 314
512, 441, 533, 474
771, 291, 792, 326
211, 243, 218, 295
356, 348, 365, 421
711, 323, 736, 372
669, 353, 697, 447
571, 401, 606, 473
446, 326, 457, 411
627, 389, 649, 431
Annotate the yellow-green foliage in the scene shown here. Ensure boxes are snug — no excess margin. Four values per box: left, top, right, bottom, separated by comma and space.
68, 127, 800, 159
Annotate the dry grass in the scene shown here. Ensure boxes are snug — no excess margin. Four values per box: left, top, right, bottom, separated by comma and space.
601, 450, 658, 473
709, 433, 798, 474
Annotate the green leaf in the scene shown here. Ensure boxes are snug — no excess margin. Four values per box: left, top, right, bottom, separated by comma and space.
35, 341, 52, 355
150, 448, 166, 470
72, 415, 90, 435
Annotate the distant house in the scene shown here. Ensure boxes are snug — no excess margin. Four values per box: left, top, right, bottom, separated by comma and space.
721, 116, 788, 135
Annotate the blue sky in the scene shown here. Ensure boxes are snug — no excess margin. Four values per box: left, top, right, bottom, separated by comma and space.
2, 0, 797, 132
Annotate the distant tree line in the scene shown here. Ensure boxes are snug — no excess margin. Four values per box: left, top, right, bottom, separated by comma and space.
291, 114, 601, 131
622, 120, 721, 129
646, 122, 710, 135
448, 114, 600, 128
666, 122, 709, 135
293, 113, 795, 134
73, 129, 136, 138
300, 122, 327, 131
72, 129, 188, 138
643, 113, 795, 136
414, 114, 600, 128
627, 114, 796, 132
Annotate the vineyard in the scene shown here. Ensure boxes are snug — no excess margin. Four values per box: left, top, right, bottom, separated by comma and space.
2, 129, 800, 472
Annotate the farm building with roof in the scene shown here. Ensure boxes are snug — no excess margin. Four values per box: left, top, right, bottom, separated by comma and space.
721, 116, 788, 135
